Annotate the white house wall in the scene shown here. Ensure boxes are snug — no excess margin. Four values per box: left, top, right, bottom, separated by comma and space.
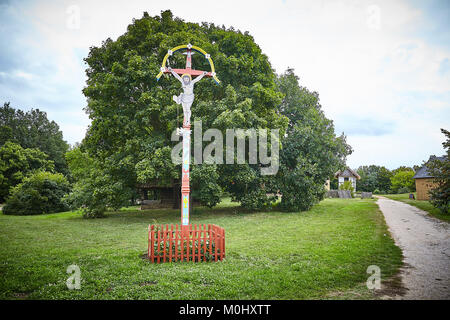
337, 176, 357, 191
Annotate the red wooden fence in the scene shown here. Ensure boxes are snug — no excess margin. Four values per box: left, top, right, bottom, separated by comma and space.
148, 224, 225, 263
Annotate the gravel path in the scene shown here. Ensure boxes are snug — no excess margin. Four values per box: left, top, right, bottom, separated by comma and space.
377, 197, 450, 300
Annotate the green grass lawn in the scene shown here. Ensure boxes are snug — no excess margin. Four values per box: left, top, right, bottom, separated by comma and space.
382, 193, 450, 222
0, 198, 402, 300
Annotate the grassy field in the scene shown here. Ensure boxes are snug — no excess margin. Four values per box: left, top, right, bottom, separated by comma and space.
382, 193, 450, 222
0, 198, 402, 300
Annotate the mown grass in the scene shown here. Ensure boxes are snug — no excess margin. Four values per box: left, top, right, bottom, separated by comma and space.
0, 198, 402, 300
382, 193, 450, 222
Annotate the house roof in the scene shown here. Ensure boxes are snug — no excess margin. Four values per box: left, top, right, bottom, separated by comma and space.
335, 167, 361, 179
413, 155, 446, 179
413, 166, 433, 179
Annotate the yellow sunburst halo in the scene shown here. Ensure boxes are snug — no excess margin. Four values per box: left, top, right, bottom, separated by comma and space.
181, 74, 192, 81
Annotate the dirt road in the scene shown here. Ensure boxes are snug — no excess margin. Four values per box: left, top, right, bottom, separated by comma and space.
377, 197, 450, 299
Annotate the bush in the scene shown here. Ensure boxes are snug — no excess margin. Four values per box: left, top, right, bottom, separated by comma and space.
339, 181, 355, 198
430, 187, 449, 214
397, 187, 410, 194
390, 169, 415, 194
373, 188, 381, 194
191, 165, 221, 208
2, 171, 70, 215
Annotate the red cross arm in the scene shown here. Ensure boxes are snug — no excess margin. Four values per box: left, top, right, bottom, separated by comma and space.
164, 68, 213, 77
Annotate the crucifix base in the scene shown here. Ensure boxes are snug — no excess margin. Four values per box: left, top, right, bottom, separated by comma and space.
148, 224, 225, 263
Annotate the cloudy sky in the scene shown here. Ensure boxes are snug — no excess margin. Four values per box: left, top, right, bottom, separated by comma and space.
0, 0, 449, 169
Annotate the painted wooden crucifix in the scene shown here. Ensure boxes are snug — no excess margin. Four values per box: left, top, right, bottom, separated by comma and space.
157, 43, 219, 231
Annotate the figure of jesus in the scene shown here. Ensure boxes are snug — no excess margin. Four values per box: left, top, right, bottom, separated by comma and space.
168, 67, 207, 126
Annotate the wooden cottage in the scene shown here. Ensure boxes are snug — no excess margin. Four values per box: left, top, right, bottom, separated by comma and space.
413, 155, 444, 200
137, 181, 180, 209
335, 168, 361, 191
137, 180, 199, 210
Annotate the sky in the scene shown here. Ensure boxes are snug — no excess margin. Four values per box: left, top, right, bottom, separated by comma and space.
0, 0, 449, 170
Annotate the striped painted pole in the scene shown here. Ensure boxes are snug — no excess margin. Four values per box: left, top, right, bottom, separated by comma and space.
181, 122, 191, 233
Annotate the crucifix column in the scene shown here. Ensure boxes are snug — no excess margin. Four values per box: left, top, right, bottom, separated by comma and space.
181, 123, 191, 233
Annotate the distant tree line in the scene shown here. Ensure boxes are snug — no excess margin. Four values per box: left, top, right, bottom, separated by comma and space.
357, 165, 416, 194
329, 165, 417, 194
0, 102, 70, 214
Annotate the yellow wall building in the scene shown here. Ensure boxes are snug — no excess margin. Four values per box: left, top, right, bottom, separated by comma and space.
413, 156, 444, 201
414, 178, 437, 201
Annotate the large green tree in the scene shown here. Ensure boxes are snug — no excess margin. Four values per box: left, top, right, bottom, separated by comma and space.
0, 141, 54, 201
82, 10, 286, 212
0, 102, 69, 174
79, 10, 350, 216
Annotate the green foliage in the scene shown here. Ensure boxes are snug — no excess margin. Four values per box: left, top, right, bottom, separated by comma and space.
356, 165, 393, 193
392, 166, 414, 175
65, 147, 102, 217
339, 180, 355, 197
2, 171, 70, 215
0, 102, 69, 174
65, 147, 134, 218
0, 141, 54, 201
191, 164, 221, 208
428, 129, 449, 215
390, 169, 415, 193
135, 146, 178, 185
